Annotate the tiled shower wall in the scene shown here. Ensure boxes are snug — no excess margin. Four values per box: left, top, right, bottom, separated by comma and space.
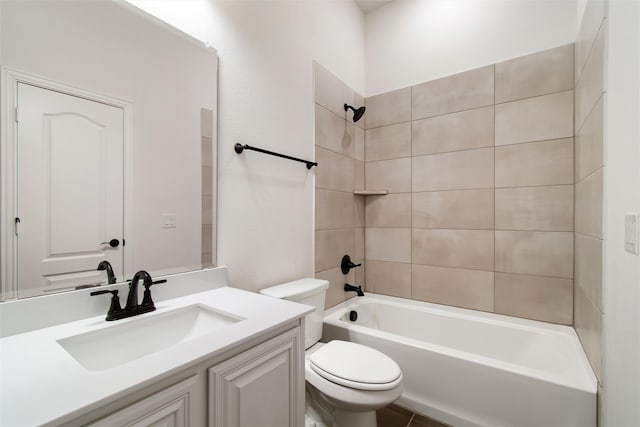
364, 44, 575, 324
313, 63, 366, 309
201, 108, 215, 267
574, 0, 606, 383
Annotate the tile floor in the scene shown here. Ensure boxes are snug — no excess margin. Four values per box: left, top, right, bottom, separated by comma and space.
377, 405, 451, 427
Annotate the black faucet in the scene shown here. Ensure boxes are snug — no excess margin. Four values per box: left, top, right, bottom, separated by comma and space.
91, 270, 166, 321
344, 283, 365, 297
97, 260, 117, 284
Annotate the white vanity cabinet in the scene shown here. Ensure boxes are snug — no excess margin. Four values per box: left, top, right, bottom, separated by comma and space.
71, 325, 304, 427
88, 376, 200, 427
208, 327, 301, 427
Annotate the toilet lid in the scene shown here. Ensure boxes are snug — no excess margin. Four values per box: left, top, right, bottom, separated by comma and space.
309, 341, 402, 391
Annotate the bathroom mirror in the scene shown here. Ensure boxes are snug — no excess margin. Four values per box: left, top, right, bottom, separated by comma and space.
0, 0, 217, 299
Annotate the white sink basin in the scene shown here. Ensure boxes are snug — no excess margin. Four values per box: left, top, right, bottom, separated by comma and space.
57, 304, 243, 371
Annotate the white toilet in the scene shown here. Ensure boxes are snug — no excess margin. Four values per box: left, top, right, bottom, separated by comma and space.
260, 278, 403, 427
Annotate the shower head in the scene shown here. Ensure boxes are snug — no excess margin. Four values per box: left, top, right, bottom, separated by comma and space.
344, 103, 366, 123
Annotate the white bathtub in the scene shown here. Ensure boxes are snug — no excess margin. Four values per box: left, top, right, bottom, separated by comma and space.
322, 294, 596, 427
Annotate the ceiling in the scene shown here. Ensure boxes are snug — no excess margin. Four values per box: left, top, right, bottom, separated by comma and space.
354, 0, 395, 14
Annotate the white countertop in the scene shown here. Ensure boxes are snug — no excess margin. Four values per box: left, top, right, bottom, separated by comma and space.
0, 286, 311, 426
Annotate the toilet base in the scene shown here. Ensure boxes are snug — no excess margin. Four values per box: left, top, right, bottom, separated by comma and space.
306, 383, 379, 427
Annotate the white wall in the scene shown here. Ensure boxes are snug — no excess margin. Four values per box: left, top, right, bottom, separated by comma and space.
602, 1, 640, 425
127, 0, 366, 291
365, 0, 577, 95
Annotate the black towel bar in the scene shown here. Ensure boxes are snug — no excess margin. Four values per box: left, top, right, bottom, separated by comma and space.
234, 143, 318, 169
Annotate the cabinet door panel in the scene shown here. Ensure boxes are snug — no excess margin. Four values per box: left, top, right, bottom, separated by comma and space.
89, 376, 198, 427
208, 328, 302, 427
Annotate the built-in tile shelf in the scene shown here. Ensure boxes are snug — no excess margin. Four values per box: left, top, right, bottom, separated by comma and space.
353, 190, 388, 196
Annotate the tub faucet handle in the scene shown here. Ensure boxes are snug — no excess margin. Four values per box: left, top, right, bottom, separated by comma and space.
341, 255, 362, 274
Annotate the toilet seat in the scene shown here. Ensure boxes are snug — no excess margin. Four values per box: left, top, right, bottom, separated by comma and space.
309, 341, 402, 391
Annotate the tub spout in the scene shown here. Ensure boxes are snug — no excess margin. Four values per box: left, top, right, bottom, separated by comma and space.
344, 283, 365, 296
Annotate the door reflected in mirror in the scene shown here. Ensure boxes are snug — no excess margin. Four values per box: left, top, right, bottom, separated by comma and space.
0, 0, 217, 299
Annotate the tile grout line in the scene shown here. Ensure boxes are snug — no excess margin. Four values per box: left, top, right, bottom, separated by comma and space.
362, 135, 574, 165
366, 85, 573, 132
405, 412, 416, 427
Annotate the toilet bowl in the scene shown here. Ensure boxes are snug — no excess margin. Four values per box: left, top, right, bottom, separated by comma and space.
260, 279, 403, 427
305, 341, 403, 427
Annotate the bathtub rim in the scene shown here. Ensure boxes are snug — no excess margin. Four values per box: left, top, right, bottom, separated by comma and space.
322, 293, 597, 394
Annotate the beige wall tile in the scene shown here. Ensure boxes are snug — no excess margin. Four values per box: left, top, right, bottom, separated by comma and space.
202, 136, 213, 167
315, 147, 354, 192
354, 159, 364, 190
575, 0, 606, 79
200, 108, 214, 139
366, 193, 411, 228
495, 231, 574, 278
354, 195, 365, 228
355, 227, 365, 260
366, 158, 412, 193
315, 189, 354, 230
575, 167, 604, 238
575, 95, 604, 181
315, 104, 355, 157
365, 123, 412, 161
597, 384, 604, 427
365, 87, 411, 129
412, 189, 494, 230
412, 229, 494, 271
495, 273, 573, 324
201, 252, 212, 267
316, 266, 355, 309
574, 285, 603, 381
202, 166, 213, 197
575, 20, 607, 129
354, 92, 365, 127
365, 260, 411, 298
315, 229, 354, 272
575, 22, 606, 129
413, 148, 494, 192
575, 232, 603, 311
366, 228, 411, 263
412, 265, 494, 311
495, 138, 573, 187
202, 224, 212, 253
495, 44, 574, 103
495, 185, 574, 231
202, 195, 213, 225
355, 259, 365, 289
412, 65, 494, 120
314, 62, 354, 117
412, 106, 494, 156
495, 90, 574, 146
354, 125, 365, 161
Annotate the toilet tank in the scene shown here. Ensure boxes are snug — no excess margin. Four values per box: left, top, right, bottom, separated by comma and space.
260, 278, 329, 349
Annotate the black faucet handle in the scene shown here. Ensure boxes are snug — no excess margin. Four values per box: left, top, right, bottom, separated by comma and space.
90, 289, 116, 297
148, 279, 167, 288
341, 255, 362, 274
90, 289, 123, 321
140, 279, 166, 309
